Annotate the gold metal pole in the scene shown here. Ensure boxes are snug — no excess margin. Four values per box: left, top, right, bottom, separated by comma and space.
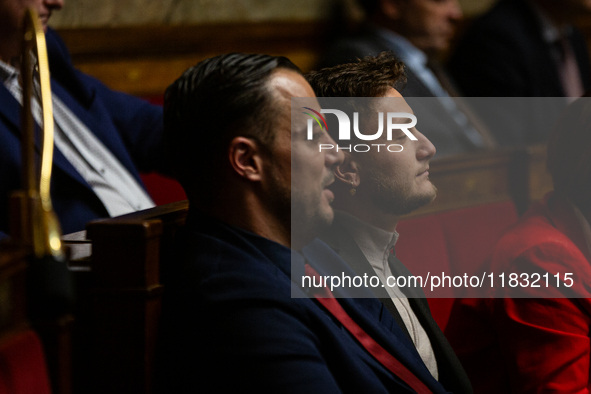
26, 8, 63, 259
10, 8, 63, 260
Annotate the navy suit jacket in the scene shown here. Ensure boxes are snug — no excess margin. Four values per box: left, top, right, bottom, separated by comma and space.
448, 0, 591, 145
0, 28, 165, 238
449, 0, 591, 98
158, 211, 452, 393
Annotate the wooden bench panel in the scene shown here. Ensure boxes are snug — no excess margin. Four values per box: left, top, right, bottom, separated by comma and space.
73, 200, 188, 394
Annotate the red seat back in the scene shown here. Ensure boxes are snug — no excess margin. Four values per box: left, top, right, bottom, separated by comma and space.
140, 173, 187, 205
0, 330, 51, 394
396, 201, 519, 329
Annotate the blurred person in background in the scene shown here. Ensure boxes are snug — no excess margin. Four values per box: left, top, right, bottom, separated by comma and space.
317, 0, 496, 158
445, 96, 591, 393
0, 0, 166, 240
449, 0, 591, 145
450, 0, 591, 99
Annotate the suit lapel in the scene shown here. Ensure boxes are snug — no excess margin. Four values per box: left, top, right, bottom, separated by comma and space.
570, 29, 591, 92
515, 0, 566, 96
0, 79, 96, 192
390, 253, 474, 394
319, 221, 413, 342
320, 219, 473, 393
336, 295, 448, 394
0, 85, 23, 134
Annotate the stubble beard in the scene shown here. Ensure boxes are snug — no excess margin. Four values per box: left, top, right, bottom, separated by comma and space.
364, 169, 437, 216
268, 165, 334, 248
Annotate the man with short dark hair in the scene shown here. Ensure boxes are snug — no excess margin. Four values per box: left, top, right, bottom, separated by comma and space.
307, 52, 473, 394
158, 53, 453, 393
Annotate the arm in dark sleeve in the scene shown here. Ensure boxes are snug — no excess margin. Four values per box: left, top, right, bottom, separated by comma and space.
161, 297, 344, 393
46, 29, 168, 175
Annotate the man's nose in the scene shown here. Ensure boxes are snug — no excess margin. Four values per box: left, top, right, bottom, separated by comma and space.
448, 0, 463, 21
323, 134, 345, 168
416, 129, 436, 160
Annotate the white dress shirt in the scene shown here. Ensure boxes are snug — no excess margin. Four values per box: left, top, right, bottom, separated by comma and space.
0, 59, 155, 217
335, 210, 439, 380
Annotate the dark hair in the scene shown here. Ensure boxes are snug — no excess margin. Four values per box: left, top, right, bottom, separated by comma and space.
547, 97, 591, 210
164, 53, 300, 199
306, 52, 406, 98
305, 52, 406, 143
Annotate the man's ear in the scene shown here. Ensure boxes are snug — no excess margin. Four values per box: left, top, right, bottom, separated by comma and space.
334, 153, 361, 188
380, 0, 404, 20
228, 136, 264, 182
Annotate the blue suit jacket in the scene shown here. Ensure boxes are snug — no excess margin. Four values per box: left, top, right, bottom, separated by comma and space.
0, 28, 165, 238
158, 211, 451, 393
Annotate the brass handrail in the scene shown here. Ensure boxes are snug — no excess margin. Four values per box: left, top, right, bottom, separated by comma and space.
14, 8, 63, 260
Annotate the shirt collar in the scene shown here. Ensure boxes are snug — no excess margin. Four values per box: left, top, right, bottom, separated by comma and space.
527, 0, 572, 43
0, 59, 18, 84
334, 210, 399, 273
370, 24, 428, 68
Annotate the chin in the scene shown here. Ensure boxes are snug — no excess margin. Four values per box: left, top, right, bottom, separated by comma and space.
421, 184, 437, 203
316, 206, 335, 231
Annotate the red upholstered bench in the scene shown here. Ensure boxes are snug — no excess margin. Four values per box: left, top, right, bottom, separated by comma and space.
396, 201, 519, 330
139, 95, 188, 206
0, 330, 51, 394
140, 173, 186, 205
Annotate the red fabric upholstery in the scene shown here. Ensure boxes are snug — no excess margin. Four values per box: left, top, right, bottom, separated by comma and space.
138, 95, 188, 206
0, 330, 51, 394
142, 95, 164, 106
437, 202, 519, 276
140, 173, 187, 205
396, 201, 519, 329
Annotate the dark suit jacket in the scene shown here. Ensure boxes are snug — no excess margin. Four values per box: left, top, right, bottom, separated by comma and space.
158, 211, 452, 393
319, 216, 473, 394
449, 0, 591, 98
0, 28, 165, 238
317, 25, 483, 158
448, 0, 591, 145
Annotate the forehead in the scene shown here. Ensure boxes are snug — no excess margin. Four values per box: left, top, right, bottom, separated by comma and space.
268, 69, 315, 98
373, 87, 413, 114
268, 69, 319, 129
